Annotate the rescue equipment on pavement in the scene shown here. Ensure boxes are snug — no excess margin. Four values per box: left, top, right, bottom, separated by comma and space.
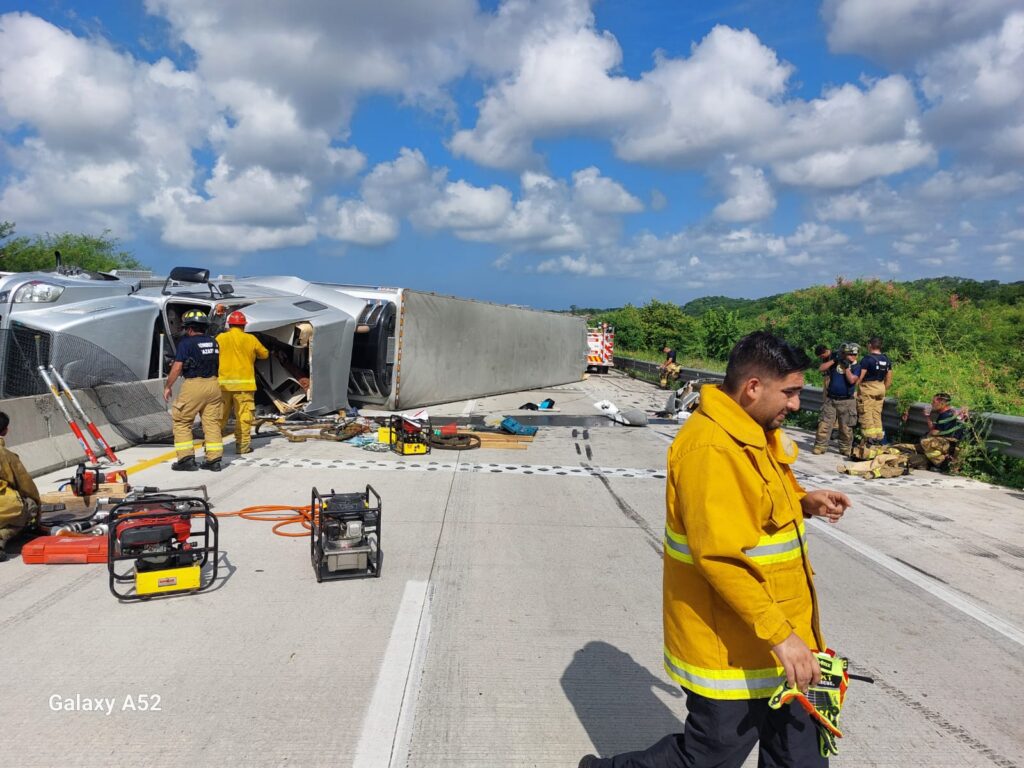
389, 415, 431, 455
310, 485, 382, 581
107, 486, 217, 600
71, 463, 128, 498
36, 356, 120, 465
768, 649, 874, 758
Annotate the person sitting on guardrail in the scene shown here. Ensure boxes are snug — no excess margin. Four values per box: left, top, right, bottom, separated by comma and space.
0, 411, 41, 562
921, 393, 966, 469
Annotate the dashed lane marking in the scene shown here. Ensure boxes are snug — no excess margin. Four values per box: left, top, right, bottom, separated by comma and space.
230, 455, 667, 480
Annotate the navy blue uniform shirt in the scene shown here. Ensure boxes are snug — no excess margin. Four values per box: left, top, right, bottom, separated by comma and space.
827, 361, 861, 398
859, 353, 892, 383
175, 334, 220, 378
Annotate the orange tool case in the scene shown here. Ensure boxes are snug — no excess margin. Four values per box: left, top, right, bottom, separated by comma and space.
22, 536, 108, 564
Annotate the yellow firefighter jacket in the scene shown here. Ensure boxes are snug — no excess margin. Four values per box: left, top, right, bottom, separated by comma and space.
0, 438, 41, 530
663, 385, 822, 700
216, 327, 269, 392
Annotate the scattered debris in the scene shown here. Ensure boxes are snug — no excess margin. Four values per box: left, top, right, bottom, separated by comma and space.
594, 399, 648, 426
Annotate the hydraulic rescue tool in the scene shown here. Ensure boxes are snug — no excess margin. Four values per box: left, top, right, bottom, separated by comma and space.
70, 463, 128, 497
310, 485, 382, 581
768, 648, 875, 757
107, 486, 217, 600
389, 415, 431, 455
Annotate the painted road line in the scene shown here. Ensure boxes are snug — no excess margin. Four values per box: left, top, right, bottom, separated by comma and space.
123, 438, 235, 476
353, 579, 431, 768
460, 399, 477, 416
809, 518, 1024, 648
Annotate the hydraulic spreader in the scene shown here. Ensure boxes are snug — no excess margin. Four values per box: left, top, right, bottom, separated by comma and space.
310, 485, 382, 582
107, 487, 218, 600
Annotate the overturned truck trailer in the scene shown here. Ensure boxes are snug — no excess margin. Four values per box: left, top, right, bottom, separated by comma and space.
228, 276, 589, 411
1, 267, 587, 417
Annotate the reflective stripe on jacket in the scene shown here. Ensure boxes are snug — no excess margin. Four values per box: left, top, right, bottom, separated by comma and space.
663, 385, 821, 700
216, 327, 269, 392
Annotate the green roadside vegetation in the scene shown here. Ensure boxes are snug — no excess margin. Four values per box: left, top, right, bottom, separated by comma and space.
582, 277, 1024, 488
0, 220, 143, 273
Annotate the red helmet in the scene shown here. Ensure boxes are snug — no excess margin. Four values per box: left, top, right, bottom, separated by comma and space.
227, 310, 247, 327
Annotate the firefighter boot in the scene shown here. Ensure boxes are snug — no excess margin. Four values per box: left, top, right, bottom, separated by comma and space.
171, 455, 198, 472
201, 458, 222, 472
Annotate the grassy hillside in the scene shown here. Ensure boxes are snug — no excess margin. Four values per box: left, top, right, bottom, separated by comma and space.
585, 277, 1024, 417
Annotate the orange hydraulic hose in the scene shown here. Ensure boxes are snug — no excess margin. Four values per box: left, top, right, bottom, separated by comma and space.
215, 505, 315, 537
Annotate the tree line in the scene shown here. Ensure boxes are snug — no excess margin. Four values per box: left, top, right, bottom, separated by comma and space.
0, 221, 142, 274
587, 277, 1024, 417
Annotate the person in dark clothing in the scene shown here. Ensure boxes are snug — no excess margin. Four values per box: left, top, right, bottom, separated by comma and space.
856, 337, 893, 443
659, 346, 681, 389
813, 343, 861, 455
815, 344, 836, 402
920, 392, 966, 468
164, 310, 223, 472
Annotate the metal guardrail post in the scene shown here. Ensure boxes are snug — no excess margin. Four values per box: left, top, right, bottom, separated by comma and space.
613, 355, 1024, 458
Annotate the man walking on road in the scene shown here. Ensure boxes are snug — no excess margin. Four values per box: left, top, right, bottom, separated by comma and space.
217, 311, 268, 455
857, 337, 893, 444
579, 331, 851, 768
0, 412, 41, 562
164, 310, 223, 472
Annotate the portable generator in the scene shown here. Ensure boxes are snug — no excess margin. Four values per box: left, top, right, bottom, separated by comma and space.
388, 415, 431, 455
310, 485, 382, 581
71, 463, 128, 497
107, 488, 218, 600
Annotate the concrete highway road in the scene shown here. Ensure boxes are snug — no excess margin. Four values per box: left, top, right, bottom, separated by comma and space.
1, 372, 1021, 767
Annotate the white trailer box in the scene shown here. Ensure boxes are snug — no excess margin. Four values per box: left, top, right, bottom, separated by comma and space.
308, 284, 587, 410
389, 289, 587, 410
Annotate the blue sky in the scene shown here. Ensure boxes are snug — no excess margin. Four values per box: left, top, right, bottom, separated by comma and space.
1, 1, 1022, 309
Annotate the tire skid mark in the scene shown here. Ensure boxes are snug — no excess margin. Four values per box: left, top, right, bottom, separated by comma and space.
585, 461, 662, 557
865, 670, 1020, 768
0, 568, 99, 633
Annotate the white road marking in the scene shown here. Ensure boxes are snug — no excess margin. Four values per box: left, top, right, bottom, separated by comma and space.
809, 519, 1024, 648
460, 399, 477, 416
354, 580, 431, 768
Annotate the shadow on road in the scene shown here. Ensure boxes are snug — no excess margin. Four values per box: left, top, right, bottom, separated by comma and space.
561, 640, 685, 758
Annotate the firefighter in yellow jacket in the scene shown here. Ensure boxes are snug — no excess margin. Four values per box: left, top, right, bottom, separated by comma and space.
0, 411, 41, 562
217, 311, 268, 455
580, 332, 851, 768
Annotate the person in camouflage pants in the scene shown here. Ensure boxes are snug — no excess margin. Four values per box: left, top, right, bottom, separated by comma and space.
813, 344, 861, 456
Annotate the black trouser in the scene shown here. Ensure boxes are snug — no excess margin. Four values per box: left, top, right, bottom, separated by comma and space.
592, 690, 827, 767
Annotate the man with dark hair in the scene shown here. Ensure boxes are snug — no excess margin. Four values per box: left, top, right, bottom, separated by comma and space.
857, 337, 892, 444
579, 331, 851, 768
921, 392, 966, 469
815, 344, 836, 394
0, 411, 41, 562
813, 343, 861, 456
